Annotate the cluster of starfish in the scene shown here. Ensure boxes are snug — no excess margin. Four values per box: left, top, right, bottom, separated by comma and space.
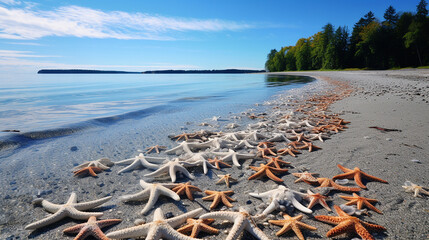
24, 79, 399, 240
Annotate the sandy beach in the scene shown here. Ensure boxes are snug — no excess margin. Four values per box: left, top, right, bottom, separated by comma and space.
1, 69, 428, 240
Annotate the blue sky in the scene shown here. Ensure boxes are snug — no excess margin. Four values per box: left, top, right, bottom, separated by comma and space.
0, 0, 423, 74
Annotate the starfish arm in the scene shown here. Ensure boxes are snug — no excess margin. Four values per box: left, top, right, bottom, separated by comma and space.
225, 217, 247, 240
330, 180, 361, 192
97, 218, 122, 229
221, 194, 235, 207
74, 196, 112, 210
314, 215, 346, 225
144, 165, 169, 178
25, 210, 67, 230
326, 220, 355, 238
140, 188, 160, 215
199, 211, 238, 222
139, 158, 161, 170
319, 199, 332, 211
63, 222, 86, 233
249, 188, 279, 199
95, 162, 111, 170
92, 227, 110, 240
177, 224, 195, 235
245, 222, 271, 240
231, 154, 241, 167
263, 199, 280, 215
248, 169, 265, 180
115, 158, 135, 165
332, 171, 356, 180
363, 200, 382, 214
360, 221, 387, 232
269, 220, 292, 236
159, 185, 181, 201
120, 188, 151, 202
106, 224, 150, 239
39, 199, 62, 213
172, 164, 194, 182
287, 192, 312, 214
166, 208, 203, 228
266, 169, 284, 182
296, 221, 317, 231
360, 171, 388, 184
354, 222, 377, 240
67, 208, 104, 220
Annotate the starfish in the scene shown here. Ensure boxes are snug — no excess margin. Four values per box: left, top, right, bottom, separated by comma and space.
25, 192, 112, 230
306, 133, 330, 142
146, 145, 167, 154
295, 141, 322, 152
243, 131, 268, 141
249, 185, 312, 214
264, 156, 291, 168
311, 178, 361, 192
165, 141, 203, 155
181, 152, 216, 174
256, 146, 277, 158
115, 153, 165, 174
208, 157, 232, 169
402, 180, 429, 197
202, 190, 235, 209
268, 214, 317, 239
305, 189, 332, 211
293, 171, 318, 183
315, 205, 386, 240
332, 164, 388, 189
216, 174, 237, 188
299, 120, 315, 128
233, 139, 257, 150
170, 132, 200, 142
177, 218, 219, 238
144, 158, 195, 183
199, 208, 270, 240
287, 132, 310, 142
63, 216, 121, 240
339, 193, 382, 214
277, 147, 301, 157
267, 133, 291, 143
73, 158, 114, 171
257, 141, 275, 148
248, 163, 288, 182
288, 141, 307, 149
106, 207, 203, 240
119, 179, 180, 215
212, 149, 255, 167
171, 181, 202, 201
203, 137, 236, 150
73, 166, 103, 177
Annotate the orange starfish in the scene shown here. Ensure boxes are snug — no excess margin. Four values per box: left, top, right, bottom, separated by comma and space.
315, 205, 386, 240
177, 218, 219, 238
208, 157, 232, 169
63, 216, 121, 240
332, 164, 388, 189
248, 163, 289, 182
171, 132, 199, 142
257, 141, 275, 148
256, 146, 277, 158
268, 214, 316, 239
277, 147, 301, 157
216, 174, 237, 188
202, 190, 235, 209
293, 171, 318, 183
340, 193, 382, 214
171, 182, 202, 201
264, 156, 291, 168
73, 166, 103, 177
305, 190, 332, 211
295, 141, 322, 152
145, 145, 167, 154
311, 178, 361, 192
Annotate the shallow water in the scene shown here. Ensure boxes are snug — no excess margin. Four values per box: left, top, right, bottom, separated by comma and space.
0, 73, 313, 150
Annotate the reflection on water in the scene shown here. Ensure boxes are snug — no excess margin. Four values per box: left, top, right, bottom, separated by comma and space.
265, 74, 314, 87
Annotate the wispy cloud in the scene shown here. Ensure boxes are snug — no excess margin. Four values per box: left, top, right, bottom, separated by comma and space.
0, 4, 253, 40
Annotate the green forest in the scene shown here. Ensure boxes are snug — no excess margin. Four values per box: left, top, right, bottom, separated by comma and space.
265, 0, 429, 71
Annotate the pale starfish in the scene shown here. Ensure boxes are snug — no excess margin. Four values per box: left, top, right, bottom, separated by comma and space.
212, 149, 255, 167
248, 163, 288, 182
63, 216, 121, 240
216, 174, 237, 188
249, 185, 312, 215
315, 205, 386, 240
208, 157, 232, 169
268, 214, 317, 239
199, 208, 270, 240
25, 192, 112, 230
73, 166, 103, 177
333, 164, 388, 189
73, 158, 114, 171
203, 137, 236, 150
146, 145, 167, 154
177, 218, 219, 238
106, 208, 203, 240
306, 133, 330, 142
287, 131, 310, 142
171, 182, 202, 201
339, 193, 382, 214
305, 189, 332, 211
402, 180, 429, 197
202, 190, 235, 209
233, 139, 257, 150
144, 158, 196, 183
221, 132, 243, 141
244, 131, 268, 141
115, 153, 165, 174
180, 152, 216, 174
267, 133, 291, 143
248, 121, 270, 129
165, 141, 203, 155
293, 171, 318, 183
119, 179, 180, 215
299, 120, 315, 127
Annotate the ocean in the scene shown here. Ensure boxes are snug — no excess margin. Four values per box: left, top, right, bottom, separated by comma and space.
0, 73, 313, 152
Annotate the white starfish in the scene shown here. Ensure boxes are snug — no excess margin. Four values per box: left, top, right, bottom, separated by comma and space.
249, 185, 312, 215
198, 137, 236, 150
221, 132, 244, 141
243, 131, 268, 141
403, 180, 429, 197
248, 122, 270, 129
73, 157, 114, 171
299, 120, 315, 127
25, 192, 111, 230
115, 153, 165, 173
277, 120, 300, 128
107, 207, 203, 240
165, 141, 205, 155
144, 158, 195, 182
233, 139, 257, 150
267, 133, 291, 143
180, 152, 216, 174
226, 123, 240, 129
306, 133, 330, 142
212, 149, 255, 167
199, 208, 270, 240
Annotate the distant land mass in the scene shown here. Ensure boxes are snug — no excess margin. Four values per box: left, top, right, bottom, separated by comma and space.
38, 69, 266, 74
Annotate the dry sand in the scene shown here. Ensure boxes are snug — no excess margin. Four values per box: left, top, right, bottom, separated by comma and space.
0, 69, 428, 240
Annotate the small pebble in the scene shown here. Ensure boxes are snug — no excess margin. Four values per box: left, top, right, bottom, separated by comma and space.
411, 159, 421, 163
386, 138, 392, 141
70, 146, 78, 151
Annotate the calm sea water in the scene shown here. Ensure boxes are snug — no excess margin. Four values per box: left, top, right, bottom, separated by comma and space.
0, 73, 313, 143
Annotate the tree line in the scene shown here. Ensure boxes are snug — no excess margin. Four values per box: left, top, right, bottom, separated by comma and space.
265, 0, 429, 71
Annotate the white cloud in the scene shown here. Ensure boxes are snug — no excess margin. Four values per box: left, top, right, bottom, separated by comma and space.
0, 5, 252, 40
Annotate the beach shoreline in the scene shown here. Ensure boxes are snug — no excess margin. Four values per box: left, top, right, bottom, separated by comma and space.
1, 69, 428, 239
